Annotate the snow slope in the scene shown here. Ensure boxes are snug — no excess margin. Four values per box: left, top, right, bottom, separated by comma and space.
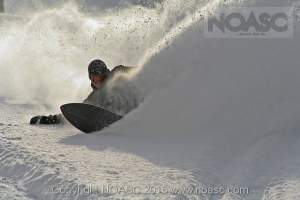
1, 0, 300, 199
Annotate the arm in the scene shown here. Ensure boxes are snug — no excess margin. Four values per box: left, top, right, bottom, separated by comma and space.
112, 65, 134, 73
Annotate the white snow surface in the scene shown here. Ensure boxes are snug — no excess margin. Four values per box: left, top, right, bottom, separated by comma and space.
1, 0, 300, 199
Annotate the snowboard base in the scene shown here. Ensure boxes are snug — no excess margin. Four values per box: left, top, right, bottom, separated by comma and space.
60, 103, 122, 133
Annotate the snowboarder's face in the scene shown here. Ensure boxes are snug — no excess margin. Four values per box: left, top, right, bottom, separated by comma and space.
90, 74, 106, 89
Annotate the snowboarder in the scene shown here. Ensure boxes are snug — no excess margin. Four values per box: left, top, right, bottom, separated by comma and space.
30, 59, 137, 125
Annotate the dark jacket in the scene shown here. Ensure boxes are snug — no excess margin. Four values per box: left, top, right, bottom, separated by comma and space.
83, 65, 140, 115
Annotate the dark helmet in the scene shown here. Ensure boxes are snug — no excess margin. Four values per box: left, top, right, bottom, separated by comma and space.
88, 59, 110, 77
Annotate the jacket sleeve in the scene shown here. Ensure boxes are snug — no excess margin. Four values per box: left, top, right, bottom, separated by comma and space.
111, 65, 134, 74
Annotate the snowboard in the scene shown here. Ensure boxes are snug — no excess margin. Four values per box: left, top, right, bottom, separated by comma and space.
60, 103, 122, 133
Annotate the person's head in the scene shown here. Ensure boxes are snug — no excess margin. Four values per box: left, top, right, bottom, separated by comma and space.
88, 59, 110, 89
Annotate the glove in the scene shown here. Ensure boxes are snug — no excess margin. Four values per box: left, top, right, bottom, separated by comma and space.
30, 115, 61, 125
